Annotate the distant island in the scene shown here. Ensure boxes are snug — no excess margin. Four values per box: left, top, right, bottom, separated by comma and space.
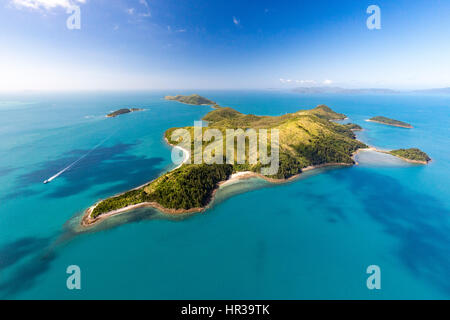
367, 116, 413, 128
412, 87, 450, 94
293, 87, 399, 95
81, 97, 430, 227
389, 148, 431, 164
165, 94, 216, 106
292, 86, 450, 95
107, 108, 145, 118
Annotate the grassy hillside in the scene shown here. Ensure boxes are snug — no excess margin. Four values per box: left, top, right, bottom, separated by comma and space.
167, 105, 367, 176
344, 123, 363, 131
165, 94, 216, 105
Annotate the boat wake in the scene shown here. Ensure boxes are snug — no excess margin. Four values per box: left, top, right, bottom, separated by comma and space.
43, 133, 115, 184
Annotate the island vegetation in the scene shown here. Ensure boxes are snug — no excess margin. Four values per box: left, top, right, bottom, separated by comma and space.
85, 103, 368, 223
107, 108, 144, 118
165, 94, 216, 106
83, 97, 429, 226
389, 148, 431, 163
90, 163, 233, 218
367, 116, 413, 128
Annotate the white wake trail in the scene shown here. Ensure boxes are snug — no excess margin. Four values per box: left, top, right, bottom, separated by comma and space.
44, 133, 115, 184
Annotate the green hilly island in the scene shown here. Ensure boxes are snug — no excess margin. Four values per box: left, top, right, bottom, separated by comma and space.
368, 116, 413, 128
165, 94, 216, 106
107, 108, 144, 118
84, 99, 429, 224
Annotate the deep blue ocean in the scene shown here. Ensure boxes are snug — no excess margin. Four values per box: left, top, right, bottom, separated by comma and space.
0, 90, 449, 299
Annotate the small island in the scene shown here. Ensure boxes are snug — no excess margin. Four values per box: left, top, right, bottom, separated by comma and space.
367, 116, 413, 128
82, 97, 430, 227
165, 94, 216, 106
107, 108, 145, 118
389, 148, 431, 164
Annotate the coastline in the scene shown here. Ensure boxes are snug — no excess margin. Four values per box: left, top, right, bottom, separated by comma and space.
80, 159, 355, 228
365, 119, 413, 129
80, 141, 430, 228
354, 146, 430, 165
80, 107, 427, 228
81, 139, 192, 228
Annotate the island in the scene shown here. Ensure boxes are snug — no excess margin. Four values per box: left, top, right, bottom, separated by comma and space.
367, 116, 413, 128
293, 87, 399, 95
107, 108, 145, 118
165, 94, 216, 106
81, 98, 429, 227
389, 148, 431, 164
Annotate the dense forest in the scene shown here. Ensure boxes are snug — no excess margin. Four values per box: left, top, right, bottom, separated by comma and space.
91, 164, 233, 217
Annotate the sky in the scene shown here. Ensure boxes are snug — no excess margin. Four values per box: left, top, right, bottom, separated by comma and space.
0, 0, 450, 91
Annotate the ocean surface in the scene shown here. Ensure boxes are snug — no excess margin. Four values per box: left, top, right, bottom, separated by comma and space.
0, 90, 449, 299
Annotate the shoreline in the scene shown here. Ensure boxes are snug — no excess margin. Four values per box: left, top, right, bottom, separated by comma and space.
365, 119, 413, 129
354, 146, 430, 165
81, 139, 192, 228
80, 159, 355, 228
80, 143, 429, 228
80, 132, 428, 228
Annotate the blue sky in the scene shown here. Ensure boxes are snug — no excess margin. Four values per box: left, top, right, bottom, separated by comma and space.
1, 0, 449, 91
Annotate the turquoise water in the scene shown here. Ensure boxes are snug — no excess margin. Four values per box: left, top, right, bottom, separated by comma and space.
0, 91, 449, 299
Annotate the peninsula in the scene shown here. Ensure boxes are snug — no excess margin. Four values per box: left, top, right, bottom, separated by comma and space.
389, 148, 431, 164
82, 98, 430, 227
107, 108, 145, 118
165, 94, 216, 106
367, 116, 413, 128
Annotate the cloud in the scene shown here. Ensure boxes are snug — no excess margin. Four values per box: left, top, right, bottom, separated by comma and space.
296, 80, 316, 84
279, 78, 293, 84
323, 79, 333, 85
233, 16, 240, 26
11, 0, 85, 10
